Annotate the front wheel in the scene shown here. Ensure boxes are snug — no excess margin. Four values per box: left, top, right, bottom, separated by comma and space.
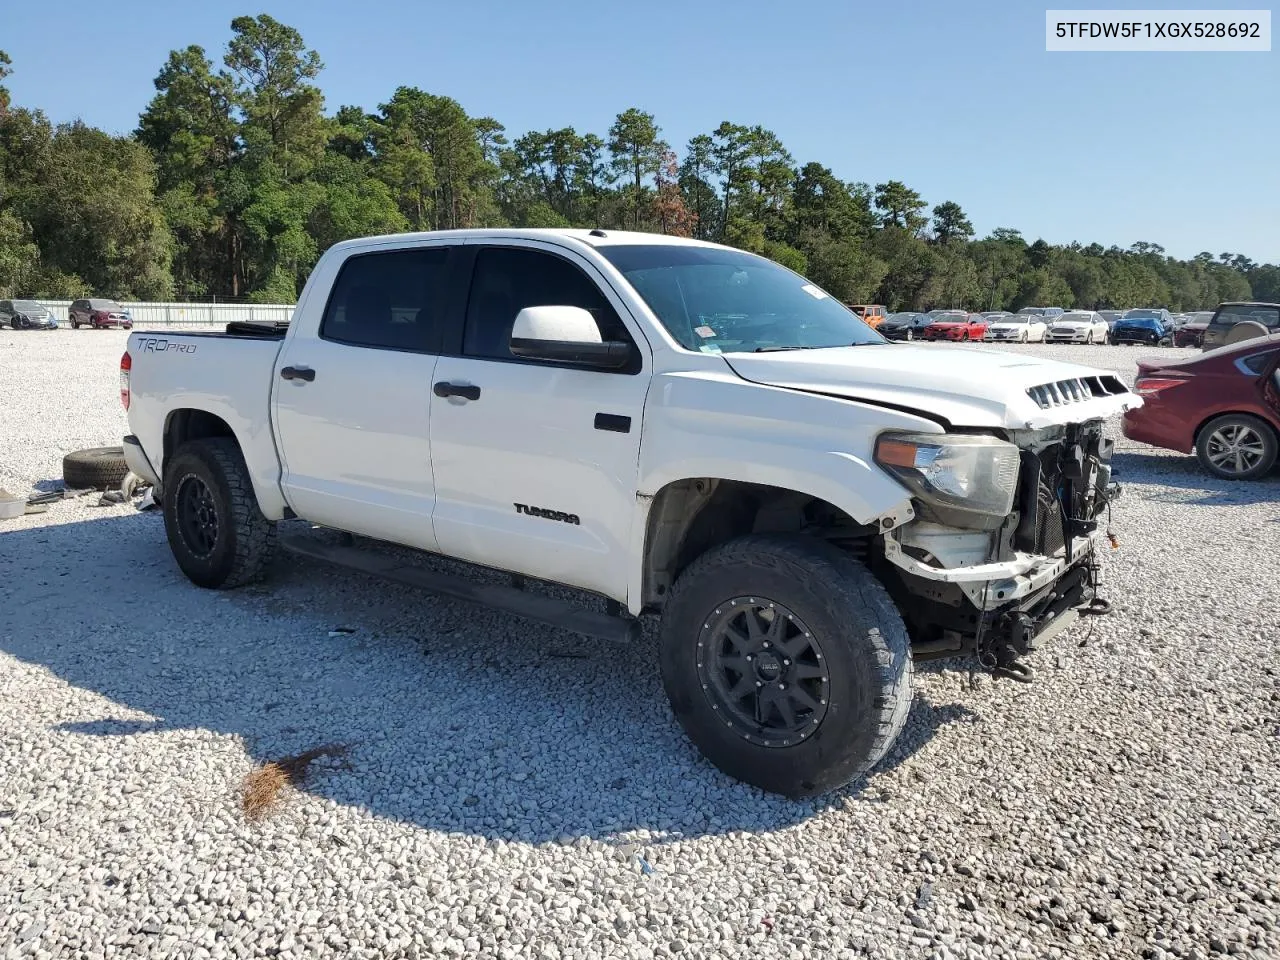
163, 438, 277, 588
660, 534, 913, 798
1196, 415, 1278, 481
904, 329, 914, 341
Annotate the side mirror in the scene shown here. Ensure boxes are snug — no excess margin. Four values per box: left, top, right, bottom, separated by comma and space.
509, 305, 633, 369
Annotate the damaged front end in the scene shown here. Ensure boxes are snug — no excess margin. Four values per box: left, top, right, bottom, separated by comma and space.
876, 419, 1121, 681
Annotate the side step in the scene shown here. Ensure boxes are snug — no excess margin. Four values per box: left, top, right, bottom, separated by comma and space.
280, 534, 641, 644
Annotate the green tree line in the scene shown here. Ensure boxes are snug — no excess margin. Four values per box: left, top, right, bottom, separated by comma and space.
2, 16, 1277, 308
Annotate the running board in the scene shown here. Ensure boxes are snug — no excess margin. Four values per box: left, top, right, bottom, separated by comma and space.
280, 535, 641, 644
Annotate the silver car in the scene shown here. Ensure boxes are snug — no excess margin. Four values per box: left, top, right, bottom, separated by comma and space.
0, 299, 58, 330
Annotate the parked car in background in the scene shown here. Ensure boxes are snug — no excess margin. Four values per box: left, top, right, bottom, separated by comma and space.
1123, 334, 1280, 480
981, 310, 1013, 322
1110, 309, 1172, 346
984, 312, 1047, 343
922, 312, 988, 341
847, 304, 888, 329
1200, 302, 1280, 353
0, 299, 57, 330
878, 311, 934, 341
1098, 310, 1125, 329
1046, 311, 1109, 345
1174, 311, 1215, 348
68, 298, 133, 330
1016, 306, 1066, 323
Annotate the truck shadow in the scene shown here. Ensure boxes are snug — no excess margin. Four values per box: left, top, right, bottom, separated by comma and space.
1110, 450, 1280, 507
1, 513, 977, 843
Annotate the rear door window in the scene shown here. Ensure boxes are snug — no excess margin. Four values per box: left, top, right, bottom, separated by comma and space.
320, 247, 450, 352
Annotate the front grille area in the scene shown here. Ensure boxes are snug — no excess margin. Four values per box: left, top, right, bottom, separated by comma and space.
1026, 374, 1128, 410
1033, 452, 1067, 557
1014, 428, 1114, 558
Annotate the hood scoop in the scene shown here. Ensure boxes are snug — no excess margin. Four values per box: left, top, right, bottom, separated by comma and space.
1026, 375, 1129, 410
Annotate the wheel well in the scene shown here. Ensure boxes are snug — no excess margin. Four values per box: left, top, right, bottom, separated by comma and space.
640, 479, 875, 611
1192, 410, 1280, 447
163, 409, 237, 469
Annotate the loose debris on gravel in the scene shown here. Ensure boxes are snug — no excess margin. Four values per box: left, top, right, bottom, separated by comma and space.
240, 744, 350, 821
2, 329, 1278, 960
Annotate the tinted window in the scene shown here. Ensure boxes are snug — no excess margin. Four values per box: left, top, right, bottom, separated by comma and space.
321, 247, 449, 351
463, 247, 633, 362
1209, 305, 1280, 331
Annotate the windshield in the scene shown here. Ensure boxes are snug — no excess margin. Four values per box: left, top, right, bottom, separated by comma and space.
1059, 313, 1093, 322
13, 300, 42, 312
884, 312, 916, 323
1017, 308, 1047, 316
89, 299, 121, 311
599, 245, 885, 352
998, 315, 1028, 323
1124, 309, 1162, 319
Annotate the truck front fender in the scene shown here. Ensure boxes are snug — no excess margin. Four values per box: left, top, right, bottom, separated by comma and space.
626, 371, 938, 614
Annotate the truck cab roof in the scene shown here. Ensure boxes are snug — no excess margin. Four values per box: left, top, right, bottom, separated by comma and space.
325, 228, 725, 256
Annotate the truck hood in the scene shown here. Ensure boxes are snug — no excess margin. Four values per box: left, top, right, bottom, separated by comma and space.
722, 344, 1140, 429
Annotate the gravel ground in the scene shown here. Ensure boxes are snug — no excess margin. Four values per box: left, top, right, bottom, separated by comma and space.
2, 328, 1278, 960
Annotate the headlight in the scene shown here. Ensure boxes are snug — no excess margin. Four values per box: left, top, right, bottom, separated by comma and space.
875, 432, 1020, 524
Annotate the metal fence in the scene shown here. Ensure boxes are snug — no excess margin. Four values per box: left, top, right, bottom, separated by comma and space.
40, 300, 295, 328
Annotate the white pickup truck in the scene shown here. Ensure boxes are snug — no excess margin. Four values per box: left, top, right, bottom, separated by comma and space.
122, 229, 1139, 797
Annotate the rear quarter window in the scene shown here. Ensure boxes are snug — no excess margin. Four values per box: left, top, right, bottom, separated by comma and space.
1239, 350, 1277, 375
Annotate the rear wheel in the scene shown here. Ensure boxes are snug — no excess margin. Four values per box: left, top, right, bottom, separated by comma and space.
163, 438, 277, 588
660, 534, 913, 798
1195, 415, 1278, 481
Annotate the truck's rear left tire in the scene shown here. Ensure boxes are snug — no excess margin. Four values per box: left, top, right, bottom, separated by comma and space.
163, 438, 277, 589
660, 534, 913, 798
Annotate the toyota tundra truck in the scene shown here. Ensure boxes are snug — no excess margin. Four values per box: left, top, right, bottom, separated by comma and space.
121, 229, 1139, 797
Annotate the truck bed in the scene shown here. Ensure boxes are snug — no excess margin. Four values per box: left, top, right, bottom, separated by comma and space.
125, 328, 289, 518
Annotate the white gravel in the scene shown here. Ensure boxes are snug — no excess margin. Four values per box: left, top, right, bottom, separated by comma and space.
2, 328, 1279, 959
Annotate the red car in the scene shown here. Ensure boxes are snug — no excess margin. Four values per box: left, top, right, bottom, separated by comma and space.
1122, 333, 1280, 480
921, 312, 988, 342
69, 298, 133, 330
1173, 311, 1214, 348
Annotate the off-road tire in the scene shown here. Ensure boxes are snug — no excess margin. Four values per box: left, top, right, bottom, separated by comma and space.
660, 534, 913, 798
63, 446, 129, 489
163, 438, 277, 589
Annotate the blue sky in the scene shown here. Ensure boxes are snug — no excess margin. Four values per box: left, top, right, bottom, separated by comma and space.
6, 0, 1278, 262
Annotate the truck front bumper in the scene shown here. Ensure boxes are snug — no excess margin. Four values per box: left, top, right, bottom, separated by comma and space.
882, 525, 1107, 611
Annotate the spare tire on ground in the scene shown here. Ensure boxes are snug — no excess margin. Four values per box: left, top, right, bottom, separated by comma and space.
63, 446, 130, 490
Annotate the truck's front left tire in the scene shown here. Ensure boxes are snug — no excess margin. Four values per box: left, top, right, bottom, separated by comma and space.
660, 534, 913, 798
163, 438, 277, 589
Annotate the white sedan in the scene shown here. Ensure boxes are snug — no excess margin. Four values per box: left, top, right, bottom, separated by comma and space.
1045, 311, 1110, 344
983, 315, 1046, 343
